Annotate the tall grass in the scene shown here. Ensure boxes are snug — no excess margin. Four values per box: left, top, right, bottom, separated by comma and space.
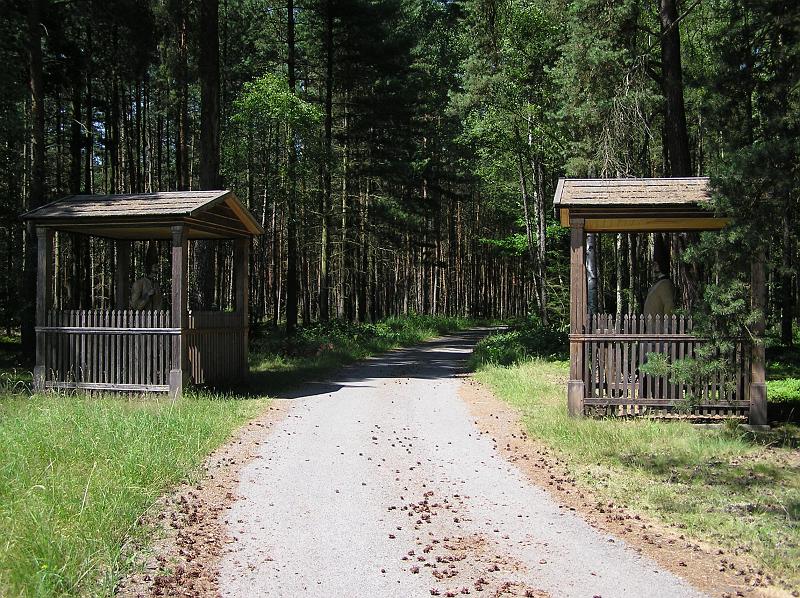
474, 359, 800, 586
0, 393, 266, 596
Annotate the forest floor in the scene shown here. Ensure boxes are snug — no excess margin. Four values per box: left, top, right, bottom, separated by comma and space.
117, 329, 786, 598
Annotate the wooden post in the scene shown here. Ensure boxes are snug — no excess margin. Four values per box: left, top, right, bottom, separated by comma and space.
33, 226, 53, 392
234, 237, 250, 377
115, 240, 131, 308
749, 252, 767, 426
568, 218, 587, 416
169, 225, 189, 399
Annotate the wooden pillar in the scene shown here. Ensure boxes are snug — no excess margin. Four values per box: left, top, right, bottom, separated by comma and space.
169, 225, 189, 399
234, 236, 250, 376
33, 226, 53, 392
568, 218, 587, 416
115, 240, 131, 308
749, 252, 767, 426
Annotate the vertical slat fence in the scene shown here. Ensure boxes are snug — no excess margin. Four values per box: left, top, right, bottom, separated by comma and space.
186, 311, 247, 386
41, 309, 173, 392
580, 313, 751, 418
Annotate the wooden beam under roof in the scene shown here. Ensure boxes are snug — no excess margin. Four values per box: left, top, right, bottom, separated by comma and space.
554, 177, 729, 232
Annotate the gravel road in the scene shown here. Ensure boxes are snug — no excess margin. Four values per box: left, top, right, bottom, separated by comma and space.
218, 329, 707, 598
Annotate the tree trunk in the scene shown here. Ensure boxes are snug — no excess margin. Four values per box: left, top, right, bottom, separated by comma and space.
516, 151, 539, 310
70, 75, 82, 195
22, 0, 46, 361
357, 183, 368, 322
196, 0, 221, 309
319, 0, 333, 322
340, 92, 350, 320
84, 15, 94, 195
659, 0, 691, 177
586, 233, 598, 316
110, 30, 120, 193
285, 0, 298, 334
782, 213, 795, 346
175, 0, 189, 191
660, 0, 701, 310
533, 158, 548, 325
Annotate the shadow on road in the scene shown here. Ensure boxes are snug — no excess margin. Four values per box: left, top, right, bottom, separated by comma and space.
246, 328, 493, 401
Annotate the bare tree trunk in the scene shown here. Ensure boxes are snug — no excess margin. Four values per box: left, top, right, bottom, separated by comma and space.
660, 0, 691, 177
175, 0, 189, 191
660, 0, 701, 310
70, 73, 82, 195
285, 0, 298, 334
110, 32, 120, 193
340, 94, 350, 320
533, 158, 548, 325
196, 0, 221, 309
782, 212, 795, 346
271, 197, 280, 326
319, 0, 333, 321
22, 0, 46, 361
84, 14, 94, 195
586, 233, 598, 316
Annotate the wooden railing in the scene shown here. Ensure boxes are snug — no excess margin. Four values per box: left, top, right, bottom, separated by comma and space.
573, 313, 751, 416
39, 309, 175, 392
187, 311, 247, 385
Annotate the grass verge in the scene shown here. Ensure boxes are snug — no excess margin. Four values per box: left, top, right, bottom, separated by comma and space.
0, 314, 476, 596
472, 356, 800, 588
0, 392, 266, 596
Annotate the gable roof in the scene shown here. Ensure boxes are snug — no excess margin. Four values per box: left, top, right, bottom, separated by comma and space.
554, 177, 728, 232
22, 190, 264, 239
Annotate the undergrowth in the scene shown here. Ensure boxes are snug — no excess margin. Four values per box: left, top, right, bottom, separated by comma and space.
469, 319, 567, 366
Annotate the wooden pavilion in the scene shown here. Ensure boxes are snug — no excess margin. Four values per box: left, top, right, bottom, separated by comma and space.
22, 190, 264, 398
554, 177, 767, 425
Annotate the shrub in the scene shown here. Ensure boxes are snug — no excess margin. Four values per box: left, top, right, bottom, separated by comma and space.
768, 378, 800, 404
471, 319, 567, 367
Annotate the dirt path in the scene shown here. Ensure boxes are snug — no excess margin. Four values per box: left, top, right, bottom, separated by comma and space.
217, 330, 707, 598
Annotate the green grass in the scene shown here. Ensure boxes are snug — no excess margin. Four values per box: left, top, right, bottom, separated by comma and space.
0, 391, 266, 597
473, 358, 800, 587
767, 343, 800, 404
769, 378, 800, 403
469, 321, 567, 366
0, 314, 476, 597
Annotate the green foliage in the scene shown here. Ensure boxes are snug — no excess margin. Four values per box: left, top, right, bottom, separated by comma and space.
767, 379, 800, 404
767, 345, 800, 380
470, 318, 567, 367
554, 0, 660, 177
479, 233, 528, 256
252, 314, 473, 359
681, 1, 799, 391
233, 73, 322, 131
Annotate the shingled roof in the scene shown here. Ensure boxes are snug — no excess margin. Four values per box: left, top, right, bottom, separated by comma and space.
22, 190, 264, 239
554, 177, 728, 232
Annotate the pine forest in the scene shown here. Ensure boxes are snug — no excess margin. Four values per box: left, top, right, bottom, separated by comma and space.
1, 0, 798, 352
